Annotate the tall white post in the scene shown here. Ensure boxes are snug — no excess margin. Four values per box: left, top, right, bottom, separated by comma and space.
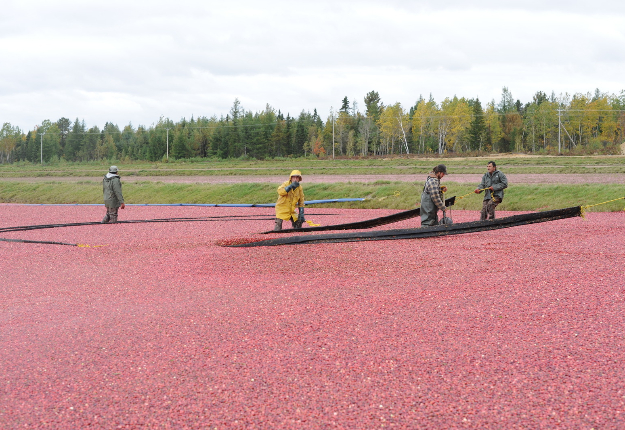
40, 132, 44, 164
331, 107, 335, 160
558, 109, 561, 154
166, 128, 170, 160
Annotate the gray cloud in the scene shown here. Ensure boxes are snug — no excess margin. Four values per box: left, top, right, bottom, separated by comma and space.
1, 0, 624, 130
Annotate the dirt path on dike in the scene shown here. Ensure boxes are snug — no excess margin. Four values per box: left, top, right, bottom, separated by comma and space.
3, 173, 625, 184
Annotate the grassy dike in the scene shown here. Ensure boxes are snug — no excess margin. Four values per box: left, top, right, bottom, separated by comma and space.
1, 181, 624, 212
1, 155, 625, 177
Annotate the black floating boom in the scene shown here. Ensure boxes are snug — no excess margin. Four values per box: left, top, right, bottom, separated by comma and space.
262, 196, 456, 234
231, 206, 582, 247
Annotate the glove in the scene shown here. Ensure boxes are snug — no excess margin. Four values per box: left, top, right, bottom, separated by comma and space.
474, 189, 481, 194
298, 207, 305, 222
285, 181, 299, 193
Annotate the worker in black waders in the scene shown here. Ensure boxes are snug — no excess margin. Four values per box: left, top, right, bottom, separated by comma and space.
420, 164, 451, 227
274, 170, 305, 231
102, 165, 125, 223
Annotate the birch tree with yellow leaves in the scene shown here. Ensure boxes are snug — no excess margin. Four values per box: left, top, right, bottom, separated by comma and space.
0, 123, 22, 163
484, 101, 502, 152
446, 97, 471, 152
377, 103, 410, 155
433, 98, 456, 154
591, 95, 617, 144
412, 97, 437, 153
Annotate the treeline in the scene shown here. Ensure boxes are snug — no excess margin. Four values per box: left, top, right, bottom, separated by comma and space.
1, 87, 624, 164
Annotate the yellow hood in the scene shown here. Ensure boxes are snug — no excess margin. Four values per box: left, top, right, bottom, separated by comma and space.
290, 170, 302, 179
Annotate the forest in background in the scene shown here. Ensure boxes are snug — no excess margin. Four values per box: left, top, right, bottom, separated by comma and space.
1, 87, 624, 164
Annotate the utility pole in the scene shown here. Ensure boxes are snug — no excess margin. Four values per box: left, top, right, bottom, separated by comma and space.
40, 132, 44, 164
166, 128, 170, 160
331, 107, 335, 160
557, 109, 561, 154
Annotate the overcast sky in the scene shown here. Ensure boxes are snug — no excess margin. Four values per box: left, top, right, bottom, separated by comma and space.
2, 0, 624, 131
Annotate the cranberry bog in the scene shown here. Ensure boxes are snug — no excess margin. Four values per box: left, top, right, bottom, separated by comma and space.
1, 204, 624, 429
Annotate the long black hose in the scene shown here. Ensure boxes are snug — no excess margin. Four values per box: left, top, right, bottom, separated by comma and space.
0, 213, 338, 246
0, 216, 269, 234
0, 238, 79, 246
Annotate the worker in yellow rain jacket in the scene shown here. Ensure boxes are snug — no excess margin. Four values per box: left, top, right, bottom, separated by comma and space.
274, 170, 305, 231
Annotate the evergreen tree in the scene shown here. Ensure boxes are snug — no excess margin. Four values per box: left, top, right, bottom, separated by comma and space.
147, 126, 166, 161
293, 112, 308, 156
229, 98, 245, 157
340, 96, 350, 113
65, 118, 86, 161
211, 119, 228, 159
271, 120, 286, 157
119, 124, 136, 159
533, 91, 548, 105
84, 126, 101, 161
312, 108, 323, 128
364, 91, 382, 121
40, 121, 61, 162
171, 126, 190, 159
56, 117, 71, 155
467, 98, 486, 151
27, 128, 40, 162
284, 114, 294, 155
410, 95, 425, 118
17, 130, 32, 161
497, 87, 515, 113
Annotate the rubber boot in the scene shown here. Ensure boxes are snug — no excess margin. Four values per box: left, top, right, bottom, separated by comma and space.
480, 208, 487, 221
274, 218, 283, 231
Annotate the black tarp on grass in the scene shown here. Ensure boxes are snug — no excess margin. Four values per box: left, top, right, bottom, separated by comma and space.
231, 206, 582, 247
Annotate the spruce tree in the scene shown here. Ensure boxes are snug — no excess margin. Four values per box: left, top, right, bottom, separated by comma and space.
364, 91, 382, 121
340, 97, 350, 113
468, 98, 486, 151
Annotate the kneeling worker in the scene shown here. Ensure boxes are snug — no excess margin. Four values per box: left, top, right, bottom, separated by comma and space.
275, 170, 305, 231
420, 164, 449, 226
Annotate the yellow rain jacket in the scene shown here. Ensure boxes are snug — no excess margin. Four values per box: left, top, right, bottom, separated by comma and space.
275, 171, 305, 221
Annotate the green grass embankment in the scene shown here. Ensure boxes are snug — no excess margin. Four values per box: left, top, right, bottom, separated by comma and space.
1, 181, 624, 212
1, 155, 625, 177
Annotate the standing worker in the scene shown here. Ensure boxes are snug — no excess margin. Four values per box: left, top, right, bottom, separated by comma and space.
102, 165, 125, 223
274, 170, 305, 231
420, 164, 449, 226
475, 161, 508, 220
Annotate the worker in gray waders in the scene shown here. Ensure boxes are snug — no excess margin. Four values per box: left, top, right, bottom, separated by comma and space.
102, 165, 125, 223
420, 164, 450, 226
475, 160, 508, 220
